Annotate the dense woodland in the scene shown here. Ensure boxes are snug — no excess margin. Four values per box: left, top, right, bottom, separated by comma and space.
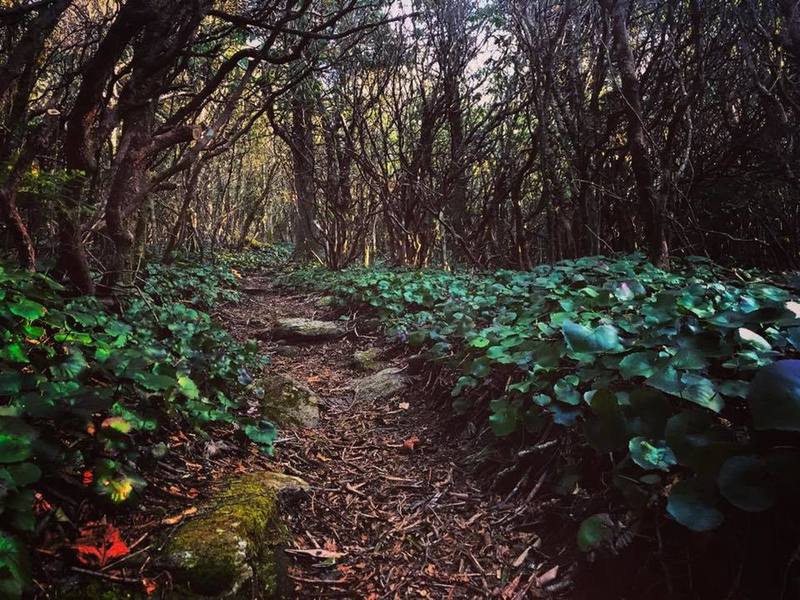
2, 0, 800, 598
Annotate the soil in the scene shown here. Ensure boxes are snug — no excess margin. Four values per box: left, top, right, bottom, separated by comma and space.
222, 277, 572, 598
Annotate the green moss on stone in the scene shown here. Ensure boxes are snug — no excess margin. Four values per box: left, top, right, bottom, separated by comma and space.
258, 374, 319, 428
352, 348, 384, 372
163, 472, 307, 598
56, 581, 145, 600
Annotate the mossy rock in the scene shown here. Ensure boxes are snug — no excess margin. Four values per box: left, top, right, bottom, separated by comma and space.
315, 295, 338, 307
270, 317, 345, 342
354, 367, 408, 403
351, 348, 385, 372
258, 373, 319, 428
161, 472, 309, 599
56, 581, 146, 600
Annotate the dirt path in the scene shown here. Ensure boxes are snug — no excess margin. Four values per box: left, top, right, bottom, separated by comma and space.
224, 278, 561, 599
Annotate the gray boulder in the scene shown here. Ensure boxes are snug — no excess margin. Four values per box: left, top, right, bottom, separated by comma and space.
270, 317, 345, 342
258, 374, 320, 428
354, 367, 407, 403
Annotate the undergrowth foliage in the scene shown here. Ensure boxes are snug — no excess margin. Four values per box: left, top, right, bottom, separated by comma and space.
0, 260, 275, 596
283, 255, 800, 545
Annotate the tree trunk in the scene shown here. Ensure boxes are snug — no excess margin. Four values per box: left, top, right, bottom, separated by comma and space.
601, 0, 669, 267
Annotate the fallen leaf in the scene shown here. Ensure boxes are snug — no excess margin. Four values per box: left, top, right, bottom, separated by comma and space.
535, 565, 559, 587
501, 574, 522, 599
316, 453, 331, 462
512, 546, 530, 568
74, 520, 130, 568
403, 435, 420, 451
161, 506, 198, 525
285, 548, 346, 559
142, 578, 158, 596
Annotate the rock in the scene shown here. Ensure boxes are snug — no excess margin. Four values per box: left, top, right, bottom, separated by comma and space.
271, 317, 345, 342
354, 367, 408, 403
351, 348, 385, 372
161, 472, 308, 599
273, 345, 301, 358
258, 374, 320, 428
315, 295, 337, 307
57, 581, 146, 599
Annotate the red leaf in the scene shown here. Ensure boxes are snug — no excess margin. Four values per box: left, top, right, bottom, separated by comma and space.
74, 520, 130, 568
402, 435, 420, 451
143, 578, 158, 596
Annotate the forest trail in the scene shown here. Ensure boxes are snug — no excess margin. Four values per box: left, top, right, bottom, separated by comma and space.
224, 276, 557, 599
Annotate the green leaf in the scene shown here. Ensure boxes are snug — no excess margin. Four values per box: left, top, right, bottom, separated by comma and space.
1, 463, 41, 487
244, 420, 277, 451
667, 479, 724, 532
407, 330, 428, 347
665, 411, 736, 475
736, 328, 771, 351
0, 435, 32, 463
618, 352, 655, 379
680, 374, 723, 412
747, 360, 800, 432
562, 320, 624, 354
577, 514, 613, 551
584, 390, 628, 452
628, 437, 676, 471
0, 532, 30, 597
490, 397, 522, 437
470, 336, 490, 348
554, 377, 581, 406
8, 298, 46, 321
177, 374, 200, 400
717, 455, 776, 512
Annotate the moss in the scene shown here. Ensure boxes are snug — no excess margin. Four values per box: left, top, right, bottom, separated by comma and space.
352, 348, 384, 372
163, 472, 306, 598
272, 317, 345, 341
258, 374, 319, 428
56, 581, 145, 600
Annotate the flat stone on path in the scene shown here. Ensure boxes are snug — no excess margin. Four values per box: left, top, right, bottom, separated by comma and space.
354, 367, 407, 403
258, 373, 320, 428
270, 317, 346, 342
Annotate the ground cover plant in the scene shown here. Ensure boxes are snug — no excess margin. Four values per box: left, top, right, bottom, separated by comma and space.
282, 254, 800, 555
0, 260, 275, 596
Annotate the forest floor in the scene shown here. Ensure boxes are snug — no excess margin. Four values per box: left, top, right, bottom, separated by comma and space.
222, 275, 569, 599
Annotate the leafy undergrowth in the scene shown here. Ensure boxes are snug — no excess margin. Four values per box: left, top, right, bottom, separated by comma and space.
0, 257, 279, 597
282, 254, 800, 593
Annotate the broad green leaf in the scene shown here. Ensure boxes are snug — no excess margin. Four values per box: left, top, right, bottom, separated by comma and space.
177, 374, 200, 400
1, 463, 41, 487
717, 455, 776, 512
577, 514, 613, 551
584, 390, 628, 452
470, 336, 490, 348
0, 532, 30, 597
667, 479, 723, 532
554, 377, 581, 406
736, 328, 771, 351
665, 411, 736, 475
562, 320, 624, 354
747, 360, 800, 432
244, 420, 277, 451
489, 397, 520, 437
628, 437, 676, 471
680, 374, 723, 412
618, 352, 655, 379
8, 298, 46, 321
0, 435, 32, 463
